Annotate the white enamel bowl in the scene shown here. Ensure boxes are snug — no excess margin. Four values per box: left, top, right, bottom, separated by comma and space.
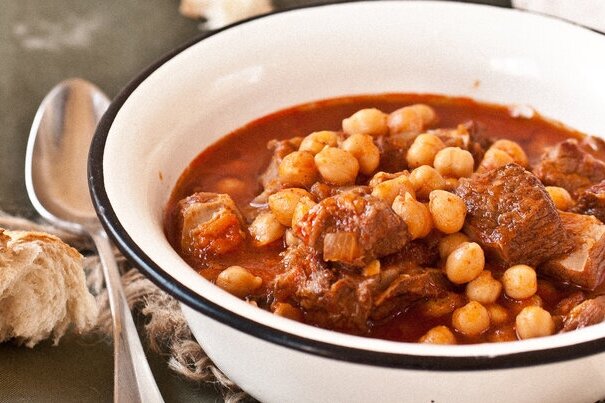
89, 2, 605, 402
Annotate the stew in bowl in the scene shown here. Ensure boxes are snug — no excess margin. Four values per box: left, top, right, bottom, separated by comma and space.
164, 93, 605, 345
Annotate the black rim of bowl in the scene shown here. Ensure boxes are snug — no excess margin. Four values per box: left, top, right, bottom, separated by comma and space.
89, 0, 605, 371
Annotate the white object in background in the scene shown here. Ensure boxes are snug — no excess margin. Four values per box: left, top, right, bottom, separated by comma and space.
179, 0, 273, 29
513, 0, 605, 32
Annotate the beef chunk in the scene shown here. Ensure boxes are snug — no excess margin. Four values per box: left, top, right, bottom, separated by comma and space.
561, 296, 605, 332
572, 180, 605, 222
293, 189, 409, 267
455, 163, 571, 266
376, 132, 417, 172
382, 232, 441, 268
432, 121, 492, 168
553, 292, 586, 317
533, 139, 605, 195
273, 243, 374, 332
579, 135, 605, 162
252, 138, 301, 204
273, 243, 448, 332
177, 192, 246, 259
371, 266, 449, 320
541, 212, 605, 290
272, 243, 330, 301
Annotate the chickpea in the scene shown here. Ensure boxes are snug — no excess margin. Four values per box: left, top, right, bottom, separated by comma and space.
268, 188, 313, 226
433, 147, 474, 178
291, 196, 317, 228
545, 186, 574, 211
387, 104, 437, 135
466, 271, 502, 304
452, 301, 491, 337
419, 326, 457, 345
516, 306, 555, 339
487, 304, 509, 325
491, 139, 529, 167
278, 151, 318, 187
249, 211, 286, 246
406, 133, 445, 168
392, 193, 433, 239
342, 108, 389, 137
341, 133, 381, 175
502, 264, 538, 300
478, 148, 514, 172
438, 232, 470, 260
216, 266, 262, 298
409, 165, 446, 200
299, 131, 339, 155
371, 175, 416, 205
273, 302, 304, 321
428, 190, 466, 234
445, 242, 485, 284
315, 146, 359, 185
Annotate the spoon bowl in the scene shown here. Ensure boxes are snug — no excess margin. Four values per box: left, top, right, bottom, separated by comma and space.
25, 79, 109, 233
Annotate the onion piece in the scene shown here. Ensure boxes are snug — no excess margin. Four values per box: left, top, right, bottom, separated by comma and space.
323, 232, 360, 262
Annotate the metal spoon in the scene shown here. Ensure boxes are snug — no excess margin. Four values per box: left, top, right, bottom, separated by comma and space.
25, 78, 164, 403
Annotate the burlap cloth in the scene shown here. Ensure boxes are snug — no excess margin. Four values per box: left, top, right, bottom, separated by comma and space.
0, 210, 250, 402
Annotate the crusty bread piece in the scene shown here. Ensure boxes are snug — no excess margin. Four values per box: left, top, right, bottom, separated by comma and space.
0, 229, 97, 347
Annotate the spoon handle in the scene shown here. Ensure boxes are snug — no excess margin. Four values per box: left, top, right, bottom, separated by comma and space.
90, 229, 164, 403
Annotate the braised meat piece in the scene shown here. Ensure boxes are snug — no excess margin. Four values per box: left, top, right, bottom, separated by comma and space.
273, 243, 374, 332
273, 242, 449, 332
579, 135, 605, 162
541, 212, 605, 290
561, 296, 605, 332
375, 132, 417, 172
177, 192, 246, 259
552, 292, 586, 317
572, 180, 605, 222
253, 138, 301, 204
455, 163, 571, 266
432, 121, 491, 167
382, 232, 441, 268
293, 189, 409, 267
371, 265, 450, 320
533, 139, 605, 195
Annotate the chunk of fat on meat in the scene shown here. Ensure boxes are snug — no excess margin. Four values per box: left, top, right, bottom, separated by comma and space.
178, 192, 246, 258
541, 212, 605, 290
